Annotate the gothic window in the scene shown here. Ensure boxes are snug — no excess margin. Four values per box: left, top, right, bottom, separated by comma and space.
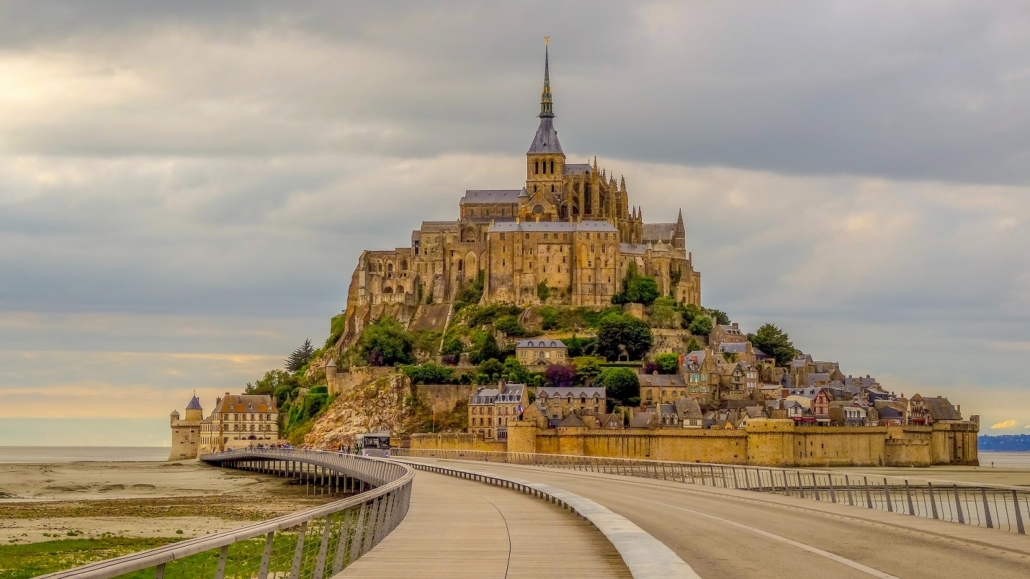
535, 161, 539, 174
551, 184, 555, 192
550, 160, 554, 173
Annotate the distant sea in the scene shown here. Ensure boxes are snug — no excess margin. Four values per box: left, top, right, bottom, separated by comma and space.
979, 452, 1030, 469
0, 446, 170, 464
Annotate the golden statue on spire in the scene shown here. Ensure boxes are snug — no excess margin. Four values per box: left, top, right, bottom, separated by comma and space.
544, 36, 549, 45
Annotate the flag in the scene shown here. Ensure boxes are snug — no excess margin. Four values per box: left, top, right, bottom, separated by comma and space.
517, 404, 524, 415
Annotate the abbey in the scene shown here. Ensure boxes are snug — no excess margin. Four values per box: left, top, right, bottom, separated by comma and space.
344, 45, 700, 336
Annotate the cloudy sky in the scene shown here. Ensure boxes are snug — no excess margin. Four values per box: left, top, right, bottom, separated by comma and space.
1, 1, 1028, 446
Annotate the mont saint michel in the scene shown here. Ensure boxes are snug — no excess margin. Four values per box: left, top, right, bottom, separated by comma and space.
342, 43, 699, 343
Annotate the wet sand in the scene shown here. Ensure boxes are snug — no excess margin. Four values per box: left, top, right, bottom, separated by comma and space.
0, 460, 335, 544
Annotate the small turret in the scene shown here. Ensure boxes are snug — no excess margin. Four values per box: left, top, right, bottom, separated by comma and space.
184, 394, 203, 422
169, 409, 179, 426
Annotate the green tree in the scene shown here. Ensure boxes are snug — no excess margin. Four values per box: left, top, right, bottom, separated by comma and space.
476, 358, 504, 383
678, 303, 703, 328
501, 357, 531, 384
649, 296, 680, 328
469, 331, 501, 364
612, 263, 660, 306
688, 315, 714, 336
595, 367, 640, 404
685, 337, 702, 353
705, 308, 731, 325
747, 323, 799, 367
596, 313, 653, 361
358, 317, 414, 366
654, 352, 680, 374
246, 369, 301, 397
285, 339, 314, 372
574, 357, 603, 385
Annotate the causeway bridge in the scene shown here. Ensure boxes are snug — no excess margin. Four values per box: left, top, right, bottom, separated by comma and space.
41, 448, 1030, 578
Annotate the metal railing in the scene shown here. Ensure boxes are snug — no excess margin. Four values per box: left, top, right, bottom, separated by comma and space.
39, 449, 414, 579
394, 448, 1029, 535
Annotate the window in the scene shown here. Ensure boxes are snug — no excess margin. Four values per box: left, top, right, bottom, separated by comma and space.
535, 161, 539, 174
550, 160, 554, 173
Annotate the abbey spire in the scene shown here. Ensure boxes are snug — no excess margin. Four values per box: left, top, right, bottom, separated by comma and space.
528, 38, 563, 155
539, 37, 554, 118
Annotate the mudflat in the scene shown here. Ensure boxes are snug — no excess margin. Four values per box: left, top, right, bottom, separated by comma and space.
0, 460, 335, 545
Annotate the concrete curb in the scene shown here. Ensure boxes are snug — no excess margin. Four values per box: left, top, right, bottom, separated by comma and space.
396, 459, 700, 579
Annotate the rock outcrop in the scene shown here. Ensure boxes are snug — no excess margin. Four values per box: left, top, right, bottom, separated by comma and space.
302, 373, 413, 450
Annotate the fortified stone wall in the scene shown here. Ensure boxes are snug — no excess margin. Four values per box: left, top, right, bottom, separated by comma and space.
482, 419, 979, 467
414, 384, 479, 414
409, 432, 506, 453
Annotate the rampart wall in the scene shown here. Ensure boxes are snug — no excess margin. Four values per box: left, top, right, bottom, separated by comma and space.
411, 418, 979, 467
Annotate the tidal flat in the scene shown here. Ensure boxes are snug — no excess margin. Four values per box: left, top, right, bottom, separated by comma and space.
0, 460, 338, 578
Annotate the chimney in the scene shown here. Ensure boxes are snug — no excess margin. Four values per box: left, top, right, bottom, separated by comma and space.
732, 323, 738, 329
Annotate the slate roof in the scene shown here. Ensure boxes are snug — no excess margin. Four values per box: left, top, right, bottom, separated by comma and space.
419, 221, 459, 232
685, 350, 708, 366
563, 163, 592, 176
516, 339, 566, 349
558, 413, 589, 428
215, 394, 275, 414
642, 223, 677, 242
488, 221, 617, 234
922, 396, 962, 421
638, 373, 686, 387
619, 243, 648, 255
185, 395, 202, 410
536, 386, 606, 399
718, 342, 748, 354
675, 397, 703, 420
528, 117, 563, 154
629, 411, 658, 429
459, 190, 522, 205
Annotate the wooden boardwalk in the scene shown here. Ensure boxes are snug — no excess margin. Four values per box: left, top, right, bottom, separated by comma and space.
336, 470, 631, 578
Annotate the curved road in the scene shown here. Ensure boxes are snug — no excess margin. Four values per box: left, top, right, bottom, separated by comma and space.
408, 458, 1030, 579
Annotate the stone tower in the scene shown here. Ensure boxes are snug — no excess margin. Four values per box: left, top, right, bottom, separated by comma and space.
169, 394, 203, 461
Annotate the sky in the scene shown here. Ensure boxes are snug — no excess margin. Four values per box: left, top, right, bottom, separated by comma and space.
1, 1, 1028, 446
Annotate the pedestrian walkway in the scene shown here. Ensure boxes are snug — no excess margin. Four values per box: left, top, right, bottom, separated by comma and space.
336, 470, 631, 578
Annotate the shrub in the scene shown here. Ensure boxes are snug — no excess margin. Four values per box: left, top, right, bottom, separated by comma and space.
402, 363, 454, 385
596, 313, 653, 361
501, 357, 531, 384
453, 270, 485, 312
537, 281, 551, 302
595, 367, 640, 404
545, 364, 577, 388
469, 331, 501, 364
309, 385, 328, 395
303, 393, 328, 418
476, 358, 504, 383
654, 352, 680, 374
441, 335, 464, 357
357, 317, 414, 366
612, 263, 660, 306
649, 296, 680, 329
564, 336, 597, 357
686, 337, 702, 353
495, 315, 532, 337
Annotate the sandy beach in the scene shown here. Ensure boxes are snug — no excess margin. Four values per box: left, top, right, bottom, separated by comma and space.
0, 459, 336, 545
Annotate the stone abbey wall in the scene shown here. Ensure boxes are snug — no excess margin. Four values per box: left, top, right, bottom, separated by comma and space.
415, 418, 981, 467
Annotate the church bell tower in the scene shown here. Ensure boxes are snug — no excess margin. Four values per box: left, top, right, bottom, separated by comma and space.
526, 38, 565, 203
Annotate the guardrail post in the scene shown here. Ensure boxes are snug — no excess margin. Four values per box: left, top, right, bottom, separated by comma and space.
953, 486, 965, 525
214, 544, 228, 579
1013, 490, 1025, 534
257, 531, 274, 579
905, 481, 915, 516
845, 475, 854, 506
928, 483, 939, 520
289, 521, 308, 579
884, 479, 894, 513
350, 503, 368, 561
864, 477, 873, 509
797, 471, 805, 499
313, 515, 333, 579
154, 563, 165, 579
